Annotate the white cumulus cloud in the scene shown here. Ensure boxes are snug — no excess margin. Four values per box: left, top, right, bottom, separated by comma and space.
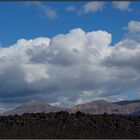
0, 26, 140, 109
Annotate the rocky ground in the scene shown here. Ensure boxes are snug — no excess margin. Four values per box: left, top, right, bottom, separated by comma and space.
0, 111, 140, 139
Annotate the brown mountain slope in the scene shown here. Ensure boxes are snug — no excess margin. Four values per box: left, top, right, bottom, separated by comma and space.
1, 100, 64, 116
1, 99, 140, 116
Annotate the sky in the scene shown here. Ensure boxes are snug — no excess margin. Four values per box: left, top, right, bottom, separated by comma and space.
0, 1, 140, 112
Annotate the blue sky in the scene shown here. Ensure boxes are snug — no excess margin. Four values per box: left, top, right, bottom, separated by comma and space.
0, 1, 140, 111
0, 1, 140, 47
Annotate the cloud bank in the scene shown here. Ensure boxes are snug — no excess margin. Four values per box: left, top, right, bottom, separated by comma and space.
0, 22, 140, 109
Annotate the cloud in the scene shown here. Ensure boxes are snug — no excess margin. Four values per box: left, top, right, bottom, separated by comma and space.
124, 21, 140, 42
65, 6, 77, 12
112, 1, 131, 11
26, 2, 58, 19
84, 1, 105, 13
66, 1, 132, 15
127, 21, 140, 33
75, 91, 128, 105
65, 2, 105, 15
0, 103, 15, 113
1, 26, 140, 110
38, 4, 58, 19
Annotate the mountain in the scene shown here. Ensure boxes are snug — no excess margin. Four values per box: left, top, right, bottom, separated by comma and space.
69, 100, 122, 114
1, 99, 140, 116
1, 100, 64, 116
114, 99, 140, 105
120, 102, 140, 115
70, 100, 140, 115
132, 110, 140, 115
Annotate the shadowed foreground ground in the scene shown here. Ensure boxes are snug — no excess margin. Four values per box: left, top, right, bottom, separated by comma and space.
0, 111, 140, 139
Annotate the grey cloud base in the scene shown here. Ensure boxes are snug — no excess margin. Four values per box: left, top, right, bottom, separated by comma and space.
0, 27, 140, 111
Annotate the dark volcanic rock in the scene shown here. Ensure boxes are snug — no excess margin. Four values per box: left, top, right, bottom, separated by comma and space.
0, 112, 140, 139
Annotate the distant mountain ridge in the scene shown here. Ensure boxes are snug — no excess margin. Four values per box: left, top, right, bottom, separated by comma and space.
1, 100, 65, 116
70, 99, 140, 115
114, 99, 140, 105
1, 99, 140, 116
